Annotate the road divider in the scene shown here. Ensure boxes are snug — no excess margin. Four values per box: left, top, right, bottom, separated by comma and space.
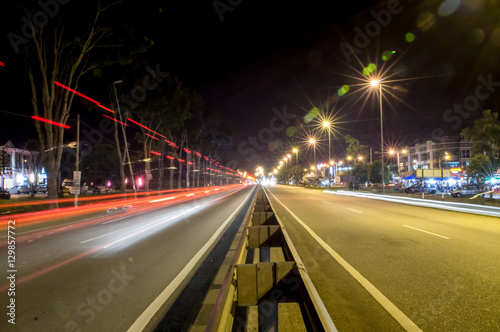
207, 186, 337, 331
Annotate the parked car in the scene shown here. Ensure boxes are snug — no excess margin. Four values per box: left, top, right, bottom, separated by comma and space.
0, 188, 11, 199
37, 185, 48, 193
91, 185, 113, 194
62, 180, 88, 194
451, 185, 481, 198
404, 186, 420, 193
7, 185, 23, 194
8, 185, 30, 194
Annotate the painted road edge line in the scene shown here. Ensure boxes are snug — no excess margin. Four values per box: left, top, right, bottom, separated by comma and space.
346, 208, 363, 214
403, 225, 450, 239
127, 188, 254, 332
266, 189, 423, 332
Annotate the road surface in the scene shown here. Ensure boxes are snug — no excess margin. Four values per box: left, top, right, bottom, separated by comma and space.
0, 184, 255, 332
264, 185, 500, 332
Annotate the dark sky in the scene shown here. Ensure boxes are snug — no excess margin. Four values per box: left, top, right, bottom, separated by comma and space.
2, 0, 500, 170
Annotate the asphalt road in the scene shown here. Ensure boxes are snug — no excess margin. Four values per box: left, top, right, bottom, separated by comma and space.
264, 185, 500, 332
0, 184, 255, 332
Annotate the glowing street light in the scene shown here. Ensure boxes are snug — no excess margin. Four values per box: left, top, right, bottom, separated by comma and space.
371, 79, 385, 194
309, 138, 317, 167
292, 148, 298, 165
323, 120, 332, 188
439, 152, 451, 200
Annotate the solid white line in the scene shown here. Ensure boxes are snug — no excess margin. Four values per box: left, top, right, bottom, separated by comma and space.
127, 188, 254, 332
79, 229, 123, 243
267, 189, 422, 332
149, 196, 176, 203
325, 190, 500, 217
402, 225, 450, 239
347, 208, 362, 214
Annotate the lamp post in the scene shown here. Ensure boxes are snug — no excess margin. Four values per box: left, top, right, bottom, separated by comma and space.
389, 149, 408, 174
439, 152, 450, 201
113, 80, 136, 194
309, 138, 316, 166
323, 121, 332, 187
371, 79, 385, 194
293, 148, 298, 165
329, 160, 335, 184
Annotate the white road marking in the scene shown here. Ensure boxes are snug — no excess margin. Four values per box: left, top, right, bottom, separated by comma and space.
149, 196, 176, 203
322, 201, 331, 205
127, 188, 255, 332
79, 229, 123, 243
347, 208, 362, 214
402, 225, 450, 239
267, 190, 422, 332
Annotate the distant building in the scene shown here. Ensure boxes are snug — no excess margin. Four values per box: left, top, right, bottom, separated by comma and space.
0, 140, 43, 189
399, 136, 471, 176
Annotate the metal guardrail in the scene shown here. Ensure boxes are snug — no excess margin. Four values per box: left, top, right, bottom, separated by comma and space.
206, 186, 337, 331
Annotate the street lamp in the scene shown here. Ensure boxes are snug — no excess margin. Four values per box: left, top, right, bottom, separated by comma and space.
292, 148, 298, 165
309, 138, 317, 166
113, 80, 136, 194
439, 152, 451, 201
323, 121, 332, 187
389, 149, 408, 174
371, 79, 385, 194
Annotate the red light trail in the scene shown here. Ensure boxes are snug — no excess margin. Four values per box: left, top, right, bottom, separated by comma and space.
0, 184, 246, 292
145, 133, 159, 140
52, 82, 241, 175
102, 114, 128, 126
32, 115, 71, 129
127, 118, 166, 138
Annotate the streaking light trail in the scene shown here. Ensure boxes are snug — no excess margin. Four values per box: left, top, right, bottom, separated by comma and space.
127, 118, 166, 138
102, 114, 128, 126
32, 115, 71, 129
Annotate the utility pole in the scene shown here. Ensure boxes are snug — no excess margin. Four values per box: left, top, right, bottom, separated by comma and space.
75, 114, 80, 207
114, 81, 136, 194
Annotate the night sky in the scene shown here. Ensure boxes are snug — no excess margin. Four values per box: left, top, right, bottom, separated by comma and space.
1, 0, 500, 171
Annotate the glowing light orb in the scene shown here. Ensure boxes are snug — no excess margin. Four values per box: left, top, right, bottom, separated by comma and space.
406, 32, 415, 42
